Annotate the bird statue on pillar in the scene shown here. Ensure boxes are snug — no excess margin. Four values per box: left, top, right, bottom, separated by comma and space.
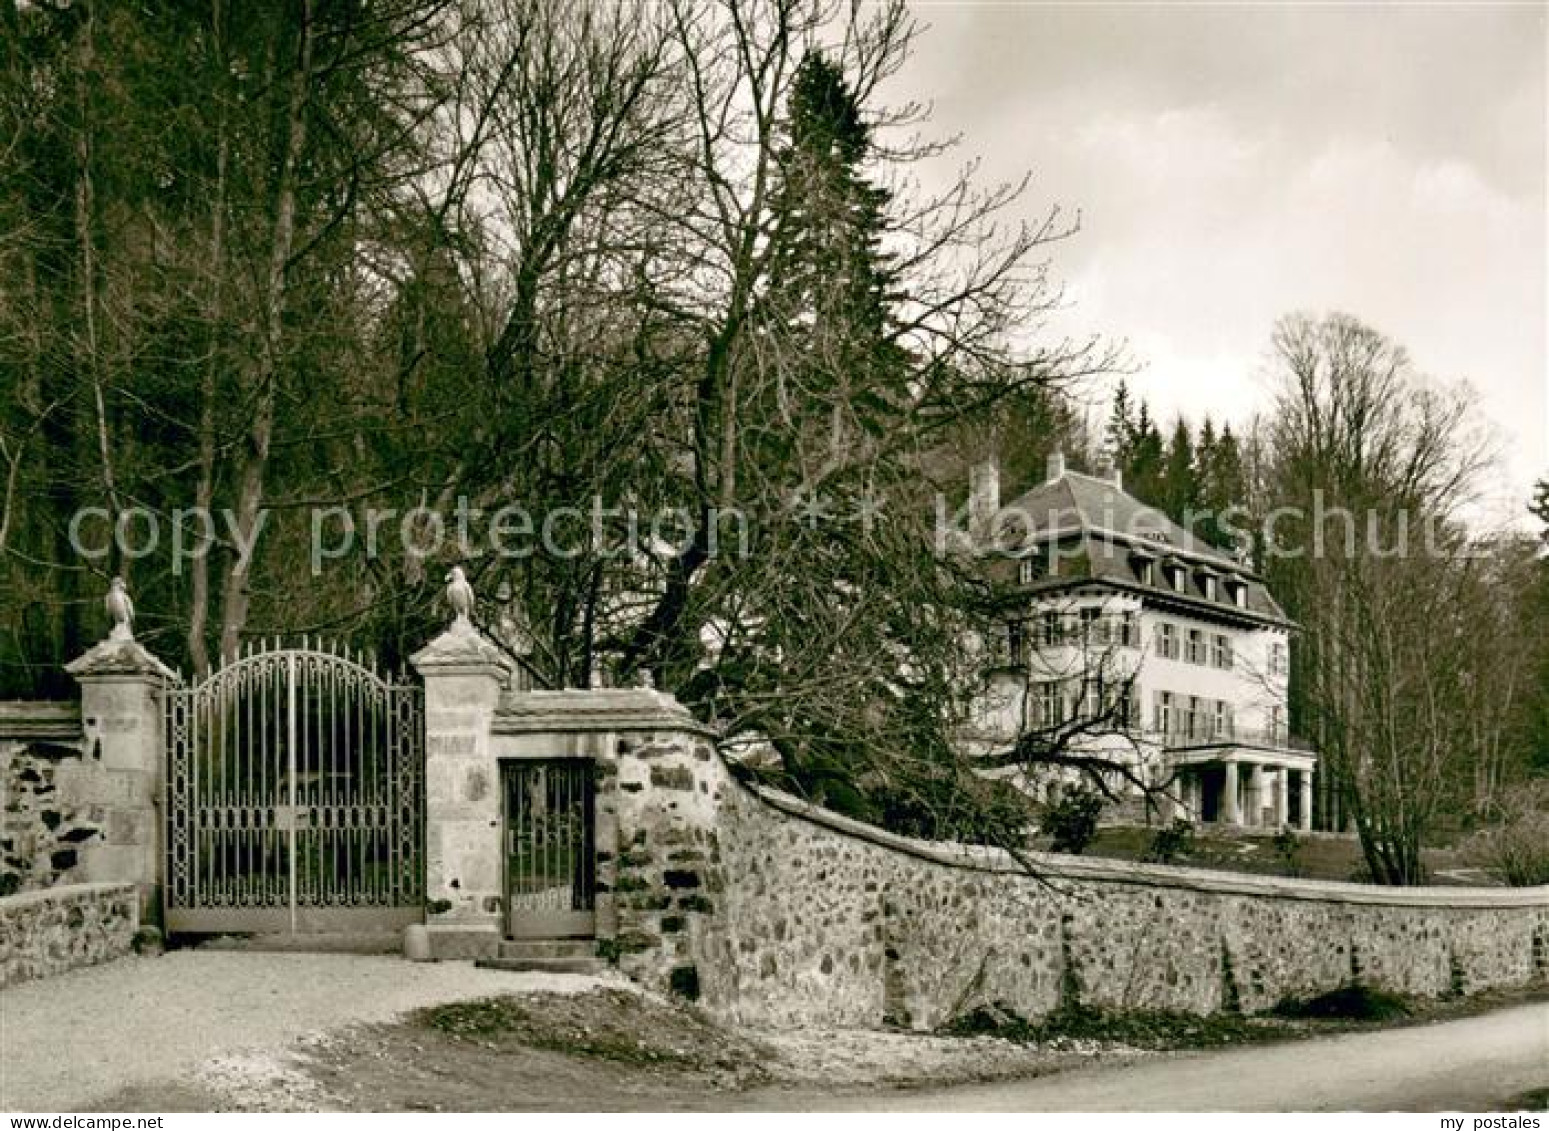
445, 566, 475, 628
106, 576, 135, 641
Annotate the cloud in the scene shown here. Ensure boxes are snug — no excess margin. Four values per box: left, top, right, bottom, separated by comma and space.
892, 3, 1546, 507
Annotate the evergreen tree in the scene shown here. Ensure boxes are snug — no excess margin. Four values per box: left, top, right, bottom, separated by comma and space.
1106, 380, 1136, 467
1533, 478, 1549, 552
1123, 402, 1166, 505
1193, 418, 1248, 550
1197, 416, 1218, 473
1161, 416, 1198, 522
757, 52, 904, 452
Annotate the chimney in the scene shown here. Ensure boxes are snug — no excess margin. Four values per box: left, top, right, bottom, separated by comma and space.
969, 457, 1000, 542
1094, 456, 1123, 492
1045, 450, 1066, 482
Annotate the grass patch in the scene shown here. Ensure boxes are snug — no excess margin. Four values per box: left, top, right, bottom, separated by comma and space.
1269, 983, 1413, 1022
1500, 1087, 1549, 1112
414, 988, 769, 1080
940, 979, 1450, 1051
1075, 826, 1472, 884
938, 1001, 1287, 1051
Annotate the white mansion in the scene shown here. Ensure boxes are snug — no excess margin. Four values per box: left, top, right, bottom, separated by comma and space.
969, 452, 1316, 831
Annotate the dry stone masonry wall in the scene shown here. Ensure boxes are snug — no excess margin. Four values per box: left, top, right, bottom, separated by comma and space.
0, 882, 138, 988
2, 739, 104, 895
604, 728, 725, 1002
0, 705, 97, 896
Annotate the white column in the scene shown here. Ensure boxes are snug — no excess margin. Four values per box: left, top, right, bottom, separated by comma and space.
1299, 769, 1314, 832
1275, 767, 1290, 828
1222, 760, 1241, 826
1171, 770, 1188, 821
1247, 764, 1266, 828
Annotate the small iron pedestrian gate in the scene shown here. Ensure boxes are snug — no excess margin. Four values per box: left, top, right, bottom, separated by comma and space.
165, 641, 424, 934
503, 760, 596, 938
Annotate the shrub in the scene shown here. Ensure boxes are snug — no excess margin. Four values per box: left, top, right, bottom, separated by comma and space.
1270, 982, 1412, 1021
938, 999, 1276, 1050
1143, 819, 1195, 865
1040, 787, 1103, 855
1272, 828, 1304, 876
1460, 798, 1549, 887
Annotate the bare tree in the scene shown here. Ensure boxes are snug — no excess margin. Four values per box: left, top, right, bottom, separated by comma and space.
1258, 312, 1495, 883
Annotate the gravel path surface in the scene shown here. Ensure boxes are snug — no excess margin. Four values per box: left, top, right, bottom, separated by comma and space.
818, 1002, 1549, 1112
0, 951, 622, 1111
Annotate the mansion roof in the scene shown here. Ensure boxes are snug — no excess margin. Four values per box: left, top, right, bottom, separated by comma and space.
998, 468, 1294, 629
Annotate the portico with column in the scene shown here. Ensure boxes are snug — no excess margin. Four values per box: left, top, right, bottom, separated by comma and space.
1170, 748, 1315, 831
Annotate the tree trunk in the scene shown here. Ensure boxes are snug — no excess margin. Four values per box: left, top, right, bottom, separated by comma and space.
73, 2, 123, 565
218, 5, 314, 663
189, 2, 229, 677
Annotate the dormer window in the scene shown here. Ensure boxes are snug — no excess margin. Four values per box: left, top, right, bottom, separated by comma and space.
1018, 553, 1047, 586
1225, 576, 1248, 608
1169, 564, 1186, 593
1201, 574, 1217, 601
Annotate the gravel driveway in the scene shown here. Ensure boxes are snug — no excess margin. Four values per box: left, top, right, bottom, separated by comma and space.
0, 951, 619, 1111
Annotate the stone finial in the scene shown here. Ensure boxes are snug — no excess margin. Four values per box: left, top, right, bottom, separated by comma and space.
445, 565, 475, 627
66, 575, 175, 681
636, 668, 655, 690
106, 576, 135, 641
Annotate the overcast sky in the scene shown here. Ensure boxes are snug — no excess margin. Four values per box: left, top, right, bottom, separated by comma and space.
895, 2, 1546, 524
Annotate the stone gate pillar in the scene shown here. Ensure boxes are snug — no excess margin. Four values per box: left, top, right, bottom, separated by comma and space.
65, 589, 176, 928
410, 616, 511, 959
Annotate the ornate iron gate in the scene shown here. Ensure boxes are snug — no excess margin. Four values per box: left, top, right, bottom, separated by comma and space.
165, 641, 424, 934
503, 759, 595, 938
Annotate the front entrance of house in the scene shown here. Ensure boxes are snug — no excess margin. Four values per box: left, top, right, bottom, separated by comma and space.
501, 759, 596, 938
1199, 765, 1223, 823
164, 642, 425, 934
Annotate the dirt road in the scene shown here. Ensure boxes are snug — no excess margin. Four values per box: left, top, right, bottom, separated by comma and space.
786, 1002, 1549, 1112
5, 951, 1543, 1113
0, 952, 620, 1112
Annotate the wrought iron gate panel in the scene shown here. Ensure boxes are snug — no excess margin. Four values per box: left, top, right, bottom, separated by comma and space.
166, 642, 423, 934
503, 759, 595, 939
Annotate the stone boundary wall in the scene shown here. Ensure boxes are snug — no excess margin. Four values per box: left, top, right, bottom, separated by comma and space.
0, 882, 138, 988
0, 701, 85, 745
0, 702, 96, 895
630, 744, 1549, 1030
